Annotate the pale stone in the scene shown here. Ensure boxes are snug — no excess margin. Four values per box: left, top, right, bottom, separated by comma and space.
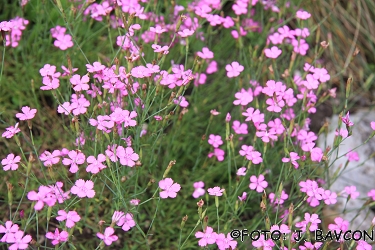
319, 109, 375, 231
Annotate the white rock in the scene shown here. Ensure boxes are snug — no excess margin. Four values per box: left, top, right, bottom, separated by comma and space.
319, 109, 375, 231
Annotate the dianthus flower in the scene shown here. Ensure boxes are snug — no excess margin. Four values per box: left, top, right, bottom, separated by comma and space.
249, 175, 268, 193
97, 227, 118, 246
159, 178, 181, 198
225, 61, 244, 78
70, 179, 95, 198
46, 228, 69, 245
195, 226, 218, 247
1, 153, 21, 171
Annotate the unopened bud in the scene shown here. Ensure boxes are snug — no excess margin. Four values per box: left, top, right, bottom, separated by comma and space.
320, 41, 329, 48
163, 160, 176, 178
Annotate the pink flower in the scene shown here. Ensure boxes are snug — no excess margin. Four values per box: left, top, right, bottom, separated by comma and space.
0, 221, 19, 243
322, 190, 337, 205
328, 217, 349, 237
0, 21, 12, 32
40, 150, 60, 167
302, 74, 319, 90
97, 227, 118, 246
16, 106, 37, 120
56, 210, 81, 228
296, 10, 311, 20
193, 181, 205, 198
207, 186, 225, 196
295, 213, 321, 232
70, 74, 90, 92
70, 95, 90, 115
312, 67, 330, 82
206, 61, 218, 74
130, 199, 140, 205
61, 65, 78, 76
195, 226, 218, 247
62, 150, 86, 173
208, 148, 225, 161
346, 150, 359, 162
27, 185, 54, 210
368, 189, 375, 200
238, 192, 247, 201
70, 179, 95, 198
131, 65, 152, 78
249, 175, 268, 193
208, 134, 223, 148
343, 186, 360, 199
225, 61, 244, 78
173, 96, 189, 108
233, 88, 253, 106
197, 47, 214, 59
86, 154, 107, 174
57, 102, 72, 115
116, 146, 139, 167
239, 145, 263, 164
86, 62, 105, 73
236, 167, 246, 176
242, 108, 264, 124
178, 28, 194, 37
150, 25, 166, 34
264, 46, 282, 58
252, 234, 275, 249
371, 121, 375, 131
216, 233, 237, 250
159, 178, 181, 198
2, 123, 21, 139
292, 39, 309, 55
1, 153, 21, 171
357, 240, 372, 250
341, 111, 354, 127
262, 80, 285, 97
282, 152, 300, 169
7, 230, 32, 250
117, 213, 136, 231
232, 121, 248, 135
269, 190, 288, 205
46, 228, 69, 245
54, 34, 74, 50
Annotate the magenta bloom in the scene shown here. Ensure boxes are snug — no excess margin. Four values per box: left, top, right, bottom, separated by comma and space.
2, 123, 21, 139
116, 146, 139, 167
249, 175, 268, 193
70, 179, 95, 198
216, 232, 237, 250
239, 145, 263, 164
264, 46, 282, 58
341, 111, 354, 127
1, 153, 21, 171
0, 221, 19, 243
159, 178, 181, 198
62, 150, 86, 173
225, 61, 244, 78
97, 227, 118, 246
16, 106, 37, 120
208, 148, 225, 161
197, 47, 214, 59
346, 150, 359, 162
371, 121, 375, 130
296, 10, 311, 20
86, 154, 107, 174
6, 230, 32, 249
46, 228, 69, 245
54, 34, 74, 50
195, 226, 218, 247
295, 213, 321, 232
233, 88, 253, 106
207, 186, 225, 196
208, 134, 223, 148
192, 181, 205, 199
39, 150, 60, 167
56, 210, 81, 228
70, 74, 90, 92
117, 213, 136, 231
